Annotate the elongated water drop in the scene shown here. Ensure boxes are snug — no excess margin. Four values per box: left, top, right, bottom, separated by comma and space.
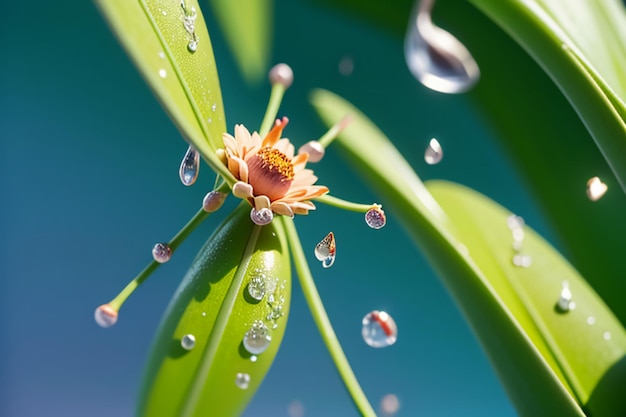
235, 372, 250, 389
314, 232, 336, 268
404, 0, 479, 94
243, 320, 272, 355
362, 310, 398, 348
424, 138, 443, 165
179, 145, 200, 186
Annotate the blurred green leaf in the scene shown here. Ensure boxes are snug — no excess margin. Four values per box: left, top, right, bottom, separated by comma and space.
311, 88, 626, 416
138, 203, 291, 417
95, 0, 234, 183
207, 0, 273, 83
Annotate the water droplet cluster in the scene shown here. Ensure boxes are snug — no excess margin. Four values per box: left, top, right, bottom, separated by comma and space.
181, 333, 196, 350
180, 0, 198, 52
243, 320, 272, 355
556, 281, 575, 312
507, 214, 531, 268
362, 310, 398, 348
247, 274, 267, 301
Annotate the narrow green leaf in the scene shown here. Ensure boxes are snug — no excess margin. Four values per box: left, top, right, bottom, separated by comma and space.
138, 203, 291, 417
311, 88, 593, 416
95, 0, 235, 183
208, 0, 273, 83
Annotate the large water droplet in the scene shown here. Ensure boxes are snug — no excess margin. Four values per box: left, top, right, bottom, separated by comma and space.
365, 206, 386, 229
314, 232, 336, 268
404, 0, 480, 94
250, 207, 273, 225
152, 243, 172, 263
179, 145, 200, 186
243, 321, 272, 355
288, 400, 305, 417
507, 214, 525, 230
362, 310, 398, 348
94, 304, 118, 328
247, 276, 266, 301
181, 334, 196, 350
603, 331, 612, 341
424, 138, 443, 164
586, 176, 607, 201
235, 372, 250, 389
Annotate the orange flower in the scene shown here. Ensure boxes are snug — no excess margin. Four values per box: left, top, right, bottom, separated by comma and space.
221, 117, 328, 223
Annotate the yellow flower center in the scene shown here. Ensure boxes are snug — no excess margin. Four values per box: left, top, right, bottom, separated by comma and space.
247, 147, 294, 201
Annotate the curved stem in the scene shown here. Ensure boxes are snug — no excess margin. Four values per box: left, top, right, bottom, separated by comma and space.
280, 217, 376, 417
259, 83, 287, 136
316, 194, 379, 213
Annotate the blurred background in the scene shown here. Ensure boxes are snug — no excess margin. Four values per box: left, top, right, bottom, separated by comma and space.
1, 1, 577, 416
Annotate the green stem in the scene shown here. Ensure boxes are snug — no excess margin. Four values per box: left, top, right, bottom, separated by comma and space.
259, 83, 287, 137
109, 207, 210, 310
316, 194, 379, 213
281, 217, 376, 417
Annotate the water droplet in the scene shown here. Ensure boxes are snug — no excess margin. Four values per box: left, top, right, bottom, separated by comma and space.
158, 69, 167, 78
250, 207, 273, 225
181, 334, 196, 350
380, 393, 400, 416
586, 176, 607, 201
94, 304, 118, 328
201, 311, 207, 317
556, 282, 574, 312
211, 103, 217, 112
404, 0, 480, 93
235, 372, 250, 389
243, 320, 272, 355
424, 138, 443, 164
365, 206, 386, 229
512, 254, 531, 268
339, 55, 354, 76
152, 243, 172, 263
247, 276, 266, 301
507, 214, 525, 230
362, 310, 398, 348
269, 63, 294, 88
202, 190, 226, 212
587, 316, 596, 325
187, 40, 198, 52
287, 400, 305, 417
161, 10, 167, 16
158, 51, 166, 59
512, 228, 524, 243
314, 232, 336, 268
603, 331, 612, 341
179, 145, 200, 186
207, 117, 212, 124
298, 140, 325, 163
250, 355, 258, 363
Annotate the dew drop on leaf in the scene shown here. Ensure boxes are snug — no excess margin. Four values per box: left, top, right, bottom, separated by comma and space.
180, 334, 196, 351
243, 321, 272, 355
235, 372, 250, 389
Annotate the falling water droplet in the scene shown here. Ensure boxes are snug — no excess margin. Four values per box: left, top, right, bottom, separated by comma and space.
250, 207, 273, 225
314, 232, 336, 268
235, 372, 250, 389
586, 176, 607, 201
365, 206, 386, 229
94, 304, 118, 328
404, 0, 480, 94
243, 321, 272, 355
507, 214, 525, 230
512, 254, 532, 268
247, 276, 267, 301
298, 140, 325, 163
362, 310, 398, 348
152, 243, 172, 263
181, 334, 196, 350
556, 282, 575, 312
424, 138, 443, 164
179, 145, 200, 186
158, 69, 167, 78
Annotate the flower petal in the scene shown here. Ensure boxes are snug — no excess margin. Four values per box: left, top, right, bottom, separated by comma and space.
232, 181, 254, 199
271, 202, 294, 218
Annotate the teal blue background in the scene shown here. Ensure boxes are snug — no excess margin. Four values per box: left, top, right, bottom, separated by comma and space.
0, 1, 561, 416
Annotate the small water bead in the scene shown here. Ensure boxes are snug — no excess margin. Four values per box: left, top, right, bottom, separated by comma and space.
587, 316, 596, 325
298, 140, 325, 163
586, 176, 607, 201
247, 276, 266, 301
424, 138, 443, 165
94, 304, 118, 328
243, 320, 272, 355
507, 214, 525, 230
603, 331, 612, 341
180, 334, 196, 351
250, 355, 258, 363
179, 145, 200, 186
362, 310, 398, 348
158, 69, 167, 78
314, 232, 336, 268
152, 243, 172, 263
250, 207, 273, 225
235, 372, 250, 389
202, 191, 226, 212
365, 206, 386, 229
556, 282, 575, 312
512, 254, 531, 268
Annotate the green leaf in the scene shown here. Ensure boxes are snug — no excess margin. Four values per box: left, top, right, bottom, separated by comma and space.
207, 0, 273, 83
311, 89, 626, 416
95, 0, 235, 183
467, 0, 626, 190
138, 203, 291, 417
